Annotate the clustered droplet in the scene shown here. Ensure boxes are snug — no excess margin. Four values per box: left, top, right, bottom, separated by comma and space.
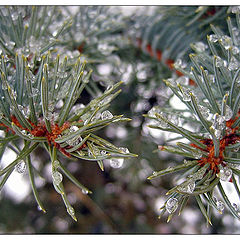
217, 166, 232, 181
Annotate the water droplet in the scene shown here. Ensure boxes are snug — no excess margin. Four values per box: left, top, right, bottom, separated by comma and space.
67, 206, 75, 216
209, 34, 219, 43
101, 150, 107, 155
53, 160, 60, 169
166, 198, 178, 214
101, 110, 113, 120
176, 76, 189, 85
224, 105, 233, 121
198, 105, 210, 119
110, 158, 124, 168
232, 203, 239, 211
52, 171, 63, 185
82, 189, 89, 195
152, 171, 157, 176
31, 88, 39, 97
15, 160, 26, 174
215, 56, 227, 68
174, 59, 187, 69
177, 180, 195, 194
214, 129, 222, 139
193, 42, 208, 52
232, 46, 240, 55
216, 200, 225, 212
228, 56, 239, 71
181, 88, 191, 102
119, 147, 129, 154
232, 6, 240, 13
192, 151, 202, 159
220, 35, 232, 50
218, 167, 232, 181
70, 126, 79, 132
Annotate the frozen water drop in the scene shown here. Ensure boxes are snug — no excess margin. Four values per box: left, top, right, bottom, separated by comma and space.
15, 160, 26, 174
216, 200, 225, 212
52, 171, 63, 185
166, 198, 178, 214
110, 158, 124, 168
101, 110, 113, 120
82, 189, 89, 195
209, 34, 219, 43
218, 167, 232, 181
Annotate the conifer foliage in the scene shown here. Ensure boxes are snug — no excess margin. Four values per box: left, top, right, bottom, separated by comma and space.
146, 7, 240, 223
0, 6, 136, 221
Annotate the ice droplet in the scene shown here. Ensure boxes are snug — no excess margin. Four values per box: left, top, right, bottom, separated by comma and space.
15, 160, 26, 174
216, 200, 225, 212
220, 35, 232, 50
110, 158, 124, 168
82, 189, 89, 195
198, 105, 210, 119
232, 203, 239, 211
53, 160, 60, 169
174, 59, 187, 69
166, 198, 178, 214
218, 167, 232, 181
101, 110, 113, 120
177, 180, 195, 194
119, 147, 129, 154
194, 42, 208, 52
215, 56, 227, 68
224, 105, 233, 121
228, 56, 239, 71
181, 88, 191, 102
52, 171, 63, 185
209, 34, 219, 43
67, 206, 75, 217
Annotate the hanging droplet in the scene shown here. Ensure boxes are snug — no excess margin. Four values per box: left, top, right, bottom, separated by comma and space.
209, 34, 219, 43
215, 56, 227, 68
193, 42, 208, 52
101, 110, 113, 120
232, 203, 239, 211
30, 88, 39, 97
82, 189, 89, 195
220, 35, 232, 50
192, 151, 202, 159
208, 74, 215, 83
100, 150, 107, 155
70, 126, 79, 132
224, 105, 233, 121
216, 200, 225, 212
218, 167, 232, 181
177, 180, 195, 194
232, 46, 240, 55
53, 160, 60, 169
152, 171, 157, 176
166, 197, 178, 214
110, 158, 124, 168
67, 206, 75, 217
15, 160, 26, 174
181, 88, 191, 102
232, 6, 240, 13
174, 59, 187, 69
228, 56, 239, 71
119, 147, 129, 154
198, 105, 210, 119
52, 171, 63, 185
214, 129, 222, 139
176, 76, 189, 85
